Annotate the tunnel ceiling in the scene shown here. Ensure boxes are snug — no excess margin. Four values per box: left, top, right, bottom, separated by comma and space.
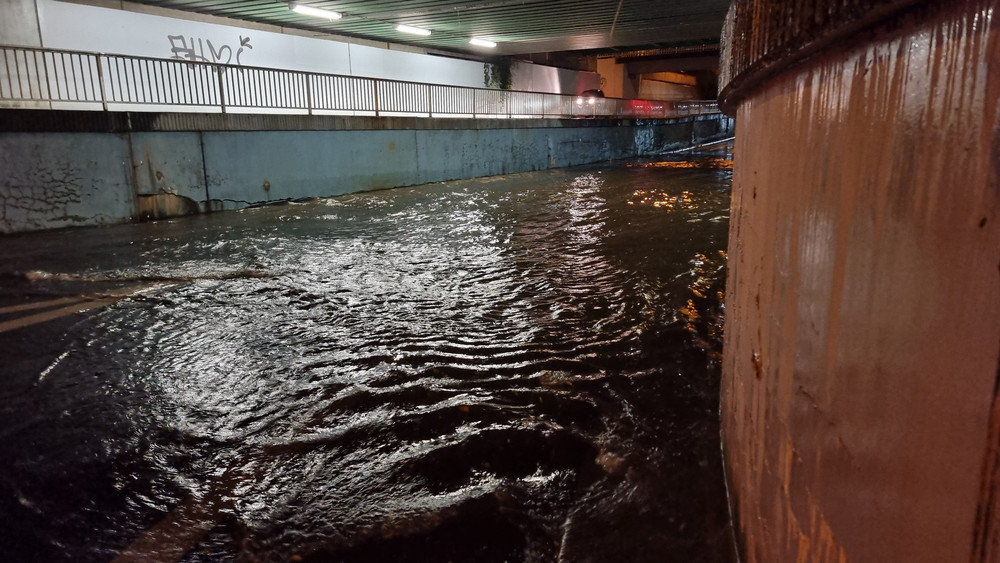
120, 0, 728, 57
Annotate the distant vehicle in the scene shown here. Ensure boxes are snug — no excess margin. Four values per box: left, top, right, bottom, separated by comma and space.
575, 89, 605, 106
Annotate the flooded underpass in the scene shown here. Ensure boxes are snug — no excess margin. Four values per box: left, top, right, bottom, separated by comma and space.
0, 143, 735, 563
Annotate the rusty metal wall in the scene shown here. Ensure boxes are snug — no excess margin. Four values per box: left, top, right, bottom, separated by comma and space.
722, 0, 1000, 561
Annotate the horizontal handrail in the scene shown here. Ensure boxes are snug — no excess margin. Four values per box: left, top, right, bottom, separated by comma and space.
0, 44, 720, 119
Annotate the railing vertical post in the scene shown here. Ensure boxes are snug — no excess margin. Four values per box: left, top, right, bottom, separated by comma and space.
506, 91, 511, 119
373, 79, 380, 117
96, 55, 108, 111
217, 65, 226, 114
427, 83, 432, 117
38, 50, 51, 103
473, 88, 477, 119
306, 73, 313, 115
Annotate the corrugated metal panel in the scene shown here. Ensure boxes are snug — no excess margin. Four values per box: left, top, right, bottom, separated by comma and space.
122, 0, 730, 55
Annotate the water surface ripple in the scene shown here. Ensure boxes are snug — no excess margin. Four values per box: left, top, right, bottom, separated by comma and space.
0, 151, 733, 562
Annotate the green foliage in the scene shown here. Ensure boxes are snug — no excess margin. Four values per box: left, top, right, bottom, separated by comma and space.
483, 56, 514, 90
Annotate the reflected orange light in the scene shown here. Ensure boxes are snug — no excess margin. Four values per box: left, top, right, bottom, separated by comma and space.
627, 189, 697, 210
626, 159, 734, 170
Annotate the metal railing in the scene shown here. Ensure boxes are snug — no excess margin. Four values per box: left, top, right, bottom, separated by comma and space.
0, 45, 719, 119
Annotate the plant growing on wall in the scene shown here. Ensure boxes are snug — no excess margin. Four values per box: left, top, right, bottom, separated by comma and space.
483, 56, 514, 90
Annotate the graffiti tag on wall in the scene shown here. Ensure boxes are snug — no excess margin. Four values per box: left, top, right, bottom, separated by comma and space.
168, 35, 253, 65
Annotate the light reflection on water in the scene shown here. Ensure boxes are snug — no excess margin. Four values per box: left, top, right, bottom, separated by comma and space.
0, 151, 734, 562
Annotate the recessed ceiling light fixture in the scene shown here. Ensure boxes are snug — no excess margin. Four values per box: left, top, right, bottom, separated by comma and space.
395, 24, 432, 36
289, 3, 342, 20
469, 38, 497, 48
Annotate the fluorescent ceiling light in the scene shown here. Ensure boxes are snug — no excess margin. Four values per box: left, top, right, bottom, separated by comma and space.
469, 38, 497, 48
289, 3, 342, 20
395, 24, 432, 36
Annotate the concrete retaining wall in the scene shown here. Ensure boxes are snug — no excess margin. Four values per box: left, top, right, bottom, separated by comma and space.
0, 113, 733, 233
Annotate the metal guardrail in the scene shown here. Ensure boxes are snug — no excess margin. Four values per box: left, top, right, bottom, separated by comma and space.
0, 45, 720, 119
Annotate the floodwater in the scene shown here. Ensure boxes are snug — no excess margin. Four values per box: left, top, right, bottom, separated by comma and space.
0, 144, 734, 562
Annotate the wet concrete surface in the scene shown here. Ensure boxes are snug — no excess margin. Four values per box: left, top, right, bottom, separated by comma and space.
0, 145, 735, 562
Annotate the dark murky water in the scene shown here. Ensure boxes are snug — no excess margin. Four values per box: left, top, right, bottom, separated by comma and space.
0, 146, 734, 562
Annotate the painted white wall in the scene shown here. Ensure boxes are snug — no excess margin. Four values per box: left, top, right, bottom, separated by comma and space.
38, 0, 353, 77
0, 0, 49, 108
1, 0, 43, 47
31, 0, 598, 94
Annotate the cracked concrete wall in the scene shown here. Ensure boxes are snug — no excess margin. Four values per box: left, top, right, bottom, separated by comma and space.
0, 116, 732, 233
0, 133, 133, 232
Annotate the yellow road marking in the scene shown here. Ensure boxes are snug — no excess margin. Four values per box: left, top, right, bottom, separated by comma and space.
0, 296, 88, 315
0, 283, 177, 333
112, 494, 225, 563
0, 299, 116, 333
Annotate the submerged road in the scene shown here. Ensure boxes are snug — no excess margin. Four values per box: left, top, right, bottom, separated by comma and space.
0, 144, 735, 562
